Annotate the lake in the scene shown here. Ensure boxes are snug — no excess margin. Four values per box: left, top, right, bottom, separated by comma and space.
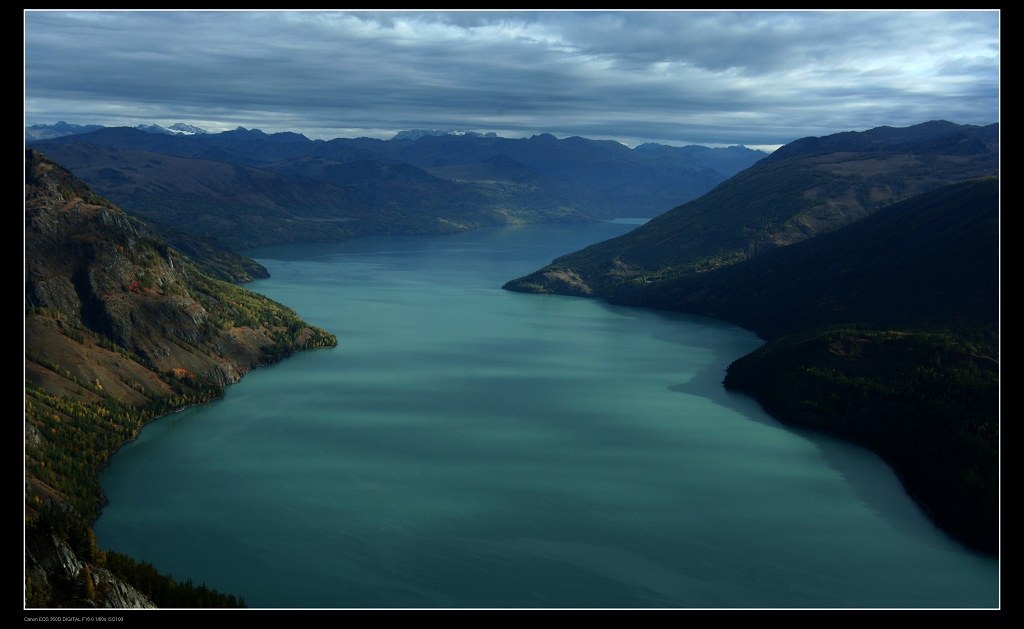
95, 221, 998, 608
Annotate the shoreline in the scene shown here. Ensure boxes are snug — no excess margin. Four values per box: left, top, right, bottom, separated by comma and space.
722, 375, 997, 558
89, 340, 338, 528
501, 284, 998, 557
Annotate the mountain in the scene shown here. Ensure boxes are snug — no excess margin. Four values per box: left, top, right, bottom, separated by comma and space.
134, 124, 179, 135
504, 121, 1000, 554
505, 121, 998, 298
759, 119, 996, 165
25, 121, 210, 141
516, 177, 998, 340
717, 178, 999, 554
392, 129, 498, 141
664, 178, 998, 338
28, 126, 322, 167
167, 122, 209, 135
25, 121, 105, 141
133, 220, 271, 284
28, 126, 769, 227
370, 131, 759, 215
25, 142, 383, 249
633, 142, 769, 179
28, 141, 597, 250
418, 152, 607, 210
24, 149, 336, 607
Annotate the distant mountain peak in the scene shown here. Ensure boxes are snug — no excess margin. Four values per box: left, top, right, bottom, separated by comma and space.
393, 129, 450, 141
761, 120, 998, 165
25, 121, 105, 141
129, 122, 212, 136
135, 123, 174, 135
392, 129, 498, 141
168, 122, 209, 135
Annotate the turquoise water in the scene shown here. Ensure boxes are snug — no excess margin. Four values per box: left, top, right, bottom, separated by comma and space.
95, 222, 998, 608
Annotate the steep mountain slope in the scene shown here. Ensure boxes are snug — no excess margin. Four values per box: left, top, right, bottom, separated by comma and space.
509, 174, 999, 553
137, 221, 270, 284
724, 326, 998, 555
561, 177, 999, 339
24, 149, 336, 607
715, 178, 999, 554
505, 121, 998, 298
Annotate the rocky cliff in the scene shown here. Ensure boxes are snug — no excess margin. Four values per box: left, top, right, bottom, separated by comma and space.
25, 529, 156, 608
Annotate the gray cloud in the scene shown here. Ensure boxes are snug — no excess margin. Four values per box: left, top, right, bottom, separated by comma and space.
24, 10, 999, 148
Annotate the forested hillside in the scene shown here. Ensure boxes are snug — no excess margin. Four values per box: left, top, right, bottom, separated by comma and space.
504, 123, 999, 554
24, 149, 336, 607
714, 179, 999, 553
505, 121, 997, 297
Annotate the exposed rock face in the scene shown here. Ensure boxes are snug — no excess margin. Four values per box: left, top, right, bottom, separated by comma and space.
25, 530, 156, 609
25, 149, 269, 386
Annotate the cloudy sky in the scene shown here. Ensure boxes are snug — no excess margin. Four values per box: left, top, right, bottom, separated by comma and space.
24, 10, 999, 150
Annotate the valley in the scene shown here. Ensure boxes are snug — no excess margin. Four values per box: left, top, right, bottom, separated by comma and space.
28, 126, 767, 249
24, 119, 999, 608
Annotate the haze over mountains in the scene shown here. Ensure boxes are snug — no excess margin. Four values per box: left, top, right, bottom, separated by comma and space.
28, 124, 767, 249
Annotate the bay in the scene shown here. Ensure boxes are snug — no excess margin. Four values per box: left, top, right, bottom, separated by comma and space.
95, 221, 998, 608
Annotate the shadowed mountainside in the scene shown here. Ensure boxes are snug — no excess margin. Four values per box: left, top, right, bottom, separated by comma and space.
715, 178, 998, 554
505, 121, 997, 298
504, 121, 999, 554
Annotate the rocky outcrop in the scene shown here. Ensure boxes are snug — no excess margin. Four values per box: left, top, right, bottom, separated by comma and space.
25, 530, 156, 609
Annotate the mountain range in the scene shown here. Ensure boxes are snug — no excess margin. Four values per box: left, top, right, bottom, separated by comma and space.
26, 121, 210, 141
27, 125, 767, 249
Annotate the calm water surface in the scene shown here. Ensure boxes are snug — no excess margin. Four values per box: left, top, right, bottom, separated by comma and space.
95, 221, 998, 608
